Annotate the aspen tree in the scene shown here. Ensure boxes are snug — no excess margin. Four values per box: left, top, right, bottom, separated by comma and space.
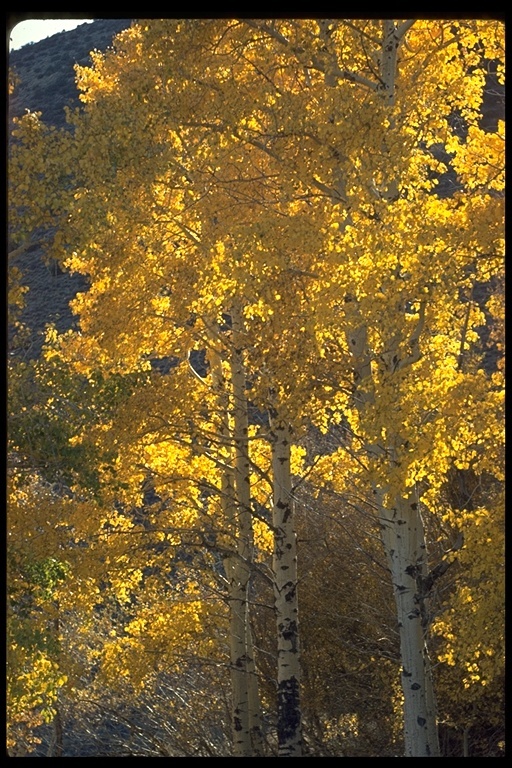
9, 17, 503, 757
206, 308, 264, 756
225, 20, 503, 756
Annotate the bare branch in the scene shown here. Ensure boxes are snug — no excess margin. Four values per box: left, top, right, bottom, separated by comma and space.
396, 19, 416, 40
8, 239, 42, 261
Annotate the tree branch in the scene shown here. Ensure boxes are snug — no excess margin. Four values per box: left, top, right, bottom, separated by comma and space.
396, 20, 416, 40
8, 239, 43, 262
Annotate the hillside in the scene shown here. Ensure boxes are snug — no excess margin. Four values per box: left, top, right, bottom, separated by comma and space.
8, 19, 134, 356
9, 19, 133, 128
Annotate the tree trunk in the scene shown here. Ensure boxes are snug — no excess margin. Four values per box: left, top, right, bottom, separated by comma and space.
347, 317, 440, 756
376, 487, 440, 757
206, 310, 264, 756
206, 330, 252, 756
271, 419, 302, 757
463, 726, 470, 757
51, 704, 64, 757
230, 304, 265, 755
226, 486, 252, 756
49, 612, 64, 757
246, 618, 265, 756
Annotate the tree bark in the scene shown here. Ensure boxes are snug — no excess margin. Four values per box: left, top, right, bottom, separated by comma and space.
206, 329, 252, 756
230, 304, 265, 756
347, 316, 440, 756
271, 418, 302, 757
376, 488, 440, 756
49, 612, 64, 757
206, 309, 264, 756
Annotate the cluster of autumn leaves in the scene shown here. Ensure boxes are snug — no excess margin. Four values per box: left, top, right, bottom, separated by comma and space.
8, 19, 504, 756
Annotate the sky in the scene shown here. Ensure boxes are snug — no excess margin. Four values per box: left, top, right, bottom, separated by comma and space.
9, 19, 94, 51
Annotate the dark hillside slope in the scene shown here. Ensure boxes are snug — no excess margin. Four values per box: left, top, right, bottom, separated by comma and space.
9, 18, 133, 128
8, 19, 134, 356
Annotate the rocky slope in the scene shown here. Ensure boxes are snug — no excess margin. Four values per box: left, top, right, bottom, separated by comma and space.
8, 19, 133, 356
9, 19, 133, 128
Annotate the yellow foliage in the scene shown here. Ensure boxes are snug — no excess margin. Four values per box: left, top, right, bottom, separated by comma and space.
433, 492, 504, 703
8, 17, 504, 754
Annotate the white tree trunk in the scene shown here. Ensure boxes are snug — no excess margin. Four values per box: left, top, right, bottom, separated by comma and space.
271, 419, 302, 757
230, 304, 265, 755
206, 328, 252, 756
347, 314, 440, 756
353, 18, 440, 756
376, 488, 440, 756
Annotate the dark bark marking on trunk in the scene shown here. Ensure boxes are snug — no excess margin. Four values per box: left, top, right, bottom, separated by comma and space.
411, 682, 421, 690
277, 675, 301, 745
280, 619, 298, 646
276, 507, 292, 524
282, 629, 296, 643
417, 716, 427, 727
285, 587, 296, 602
